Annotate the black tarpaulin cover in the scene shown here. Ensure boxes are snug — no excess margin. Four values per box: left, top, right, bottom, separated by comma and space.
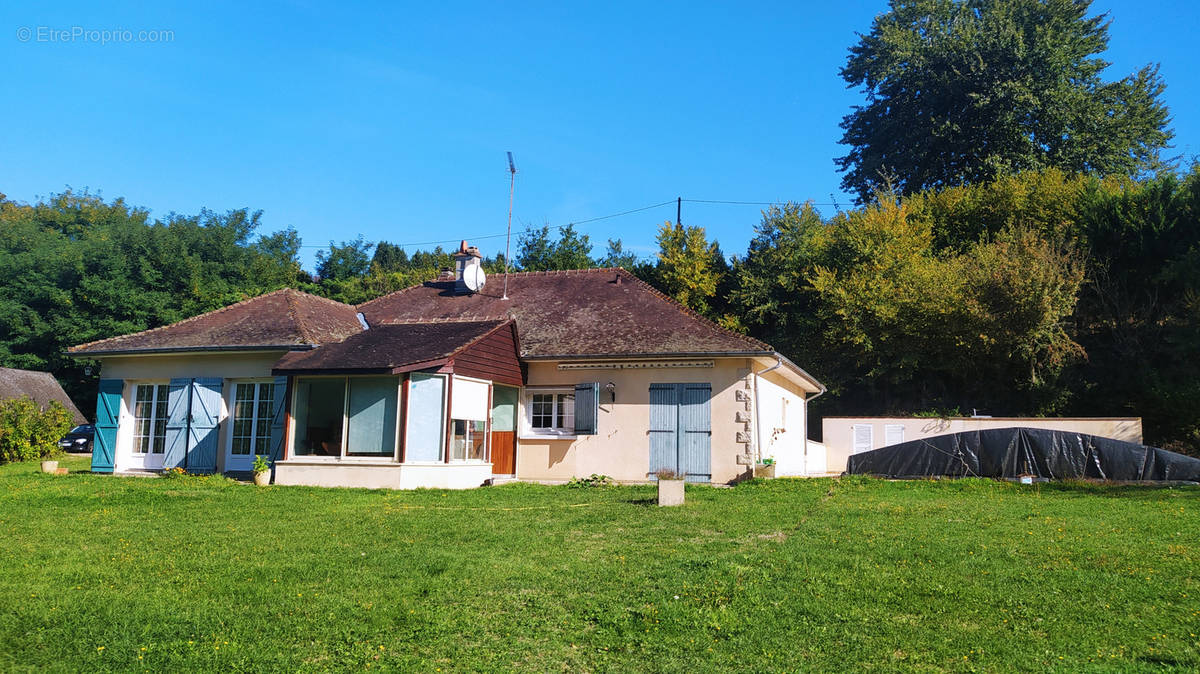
845, 427, 1200, 482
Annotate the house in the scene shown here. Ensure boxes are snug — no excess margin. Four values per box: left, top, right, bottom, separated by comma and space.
821, 415, 1143, 473
0, 367, 87, 425
69, 242, 825, 488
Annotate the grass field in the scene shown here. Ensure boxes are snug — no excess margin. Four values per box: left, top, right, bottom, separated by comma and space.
1, 455, 1197, 672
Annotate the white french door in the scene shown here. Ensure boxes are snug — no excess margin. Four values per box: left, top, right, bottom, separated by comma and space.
129, 383, 169, 470
225, 382, 274, 472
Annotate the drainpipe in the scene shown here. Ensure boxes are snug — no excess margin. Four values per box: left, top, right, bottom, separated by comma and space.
803, 387, 826, 474
752, 356, 783, 465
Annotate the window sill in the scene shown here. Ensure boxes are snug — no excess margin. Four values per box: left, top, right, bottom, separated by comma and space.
520, 432, 578, 441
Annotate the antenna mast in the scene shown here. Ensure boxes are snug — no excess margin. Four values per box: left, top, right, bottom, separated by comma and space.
503, 151, 517, 300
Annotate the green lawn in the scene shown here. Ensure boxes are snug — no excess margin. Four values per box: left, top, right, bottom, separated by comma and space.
1, 456, 1197, 672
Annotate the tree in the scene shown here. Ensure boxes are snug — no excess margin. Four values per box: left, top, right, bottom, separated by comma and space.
654, 221, 722, 316
315, 236, 373, 281
836, 0, 1173, 201
599, 238, 639, 269
515, 224, 596, 271
370, 241, 409, 273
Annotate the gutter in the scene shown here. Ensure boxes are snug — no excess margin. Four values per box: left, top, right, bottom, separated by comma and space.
65, 344, 319, 358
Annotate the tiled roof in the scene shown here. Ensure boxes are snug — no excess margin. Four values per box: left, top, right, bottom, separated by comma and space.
357, 268, 773, 358
0, 368, 87, 424
273, 320, 511, 373
68, 288, 363, 355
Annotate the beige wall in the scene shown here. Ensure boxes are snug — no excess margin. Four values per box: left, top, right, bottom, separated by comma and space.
97, 351, 285, 473
515, 358, 815, 485
822, 416, 1145, 473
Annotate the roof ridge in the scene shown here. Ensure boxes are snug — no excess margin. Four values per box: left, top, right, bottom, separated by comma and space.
614, 269, 774, 352
284, 290, 315, 344
356, 267, 627, 310
377, 317, 507, 325
68, 287, 299, 353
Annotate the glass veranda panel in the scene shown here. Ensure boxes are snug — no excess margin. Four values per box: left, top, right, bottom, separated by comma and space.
346, 376, 398, 457
293, 378, 346, 457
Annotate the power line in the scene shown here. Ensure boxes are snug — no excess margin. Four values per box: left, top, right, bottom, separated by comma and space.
682, 198, 840, 206
296, 196, 835, 249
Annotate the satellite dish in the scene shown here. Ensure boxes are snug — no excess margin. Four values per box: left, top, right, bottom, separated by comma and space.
463, 265, 486, 292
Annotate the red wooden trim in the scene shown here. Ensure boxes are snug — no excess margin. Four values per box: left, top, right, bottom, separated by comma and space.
444, 374, 454, 464
485, 383, 493, 465
388, 358, 450, 374
399, 375, 410, 463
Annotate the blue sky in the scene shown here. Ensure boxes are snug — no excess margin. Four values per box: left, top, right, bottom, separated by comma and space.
2, 1, 1197, 270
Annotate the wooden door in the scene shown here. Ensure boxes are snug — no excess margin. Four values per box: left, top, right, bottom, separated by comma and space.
490, 385, 518, 475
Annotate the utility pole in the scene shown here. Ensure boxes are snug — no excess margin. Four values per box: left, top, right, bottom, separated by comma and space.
677, 197, 682, 227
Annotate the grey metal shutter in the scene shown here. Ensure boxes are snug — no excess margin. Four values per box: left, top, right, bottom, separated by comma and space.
573, 382, 599, 435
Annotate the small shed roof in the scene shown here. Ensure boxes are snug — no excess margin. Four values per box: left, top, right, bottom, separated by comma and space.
0, 368, 87, 425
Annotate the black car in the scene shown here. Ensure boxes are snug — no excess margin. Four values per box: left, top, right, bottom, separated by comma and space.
58, 425, 95, 453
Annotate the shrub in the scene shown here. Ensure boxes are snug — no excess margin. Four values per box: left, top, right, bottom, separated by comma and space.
654, 468, 683, 481
566, 473, 614, 488
0, 398, 74, 464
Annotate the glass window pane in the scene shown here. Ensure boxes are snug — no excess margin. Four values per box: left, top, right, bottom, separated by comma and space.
346, 377, 398, 457
469, 420, 486, 461
451, 419, 467, 461
532, 394, 552, 428
559, 394, 575, 431
292, 378, 346, 457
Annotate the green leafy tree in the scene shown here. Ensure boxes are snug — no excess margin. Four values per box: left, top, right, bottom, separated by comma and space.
837, 0, 1173, 201
599, 239, 639, 269
654, 221, 722, 316
316, 236, 373, 281
515, 224, 596, 271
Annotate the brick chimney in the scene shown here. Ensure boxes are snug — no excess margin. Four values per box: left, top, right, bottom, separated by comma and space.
453, 240, 485, 294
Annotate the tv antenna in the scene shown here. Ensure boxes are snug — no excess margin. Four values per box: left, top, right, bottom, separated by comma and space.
502, 151, 517, 300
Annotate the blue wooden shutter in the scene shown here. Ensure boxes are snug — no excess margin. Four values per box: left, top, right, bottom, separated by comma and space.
90, 379, 123, 473
267, 376, 288, 462
573, 382, 599, 435
679, 384, 712, 483
185, 377, 223, 473
162, 378, 191, 469
648, 384, 679, 477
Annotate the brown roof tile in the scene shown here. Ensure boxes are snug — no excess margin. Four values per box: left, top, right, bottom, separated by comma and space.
0, 368, 87, 424
69, 288, 363, 355
357, 268, 772, 358
273, 319, 512, 374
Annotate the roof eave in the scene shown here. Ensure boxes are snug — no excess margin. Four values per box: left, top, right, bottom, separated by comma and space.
67, 344, 318, 358
523, 350, 826, 393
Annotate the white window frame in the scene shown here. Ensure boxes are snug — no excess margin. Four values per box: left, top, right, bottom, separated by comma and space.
131, 382, 170, 456
884, 424, 906, 447
522, 388, 576, 438
449, 375, 491, 464
225, 379, 275, 463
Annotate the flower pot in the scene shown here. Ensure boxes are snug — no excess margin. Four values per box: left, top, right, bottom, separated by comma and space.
657, 478, 685, 506
40, 460, 58, 474
253, 471, 271, 487
754, 463, 776, 479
